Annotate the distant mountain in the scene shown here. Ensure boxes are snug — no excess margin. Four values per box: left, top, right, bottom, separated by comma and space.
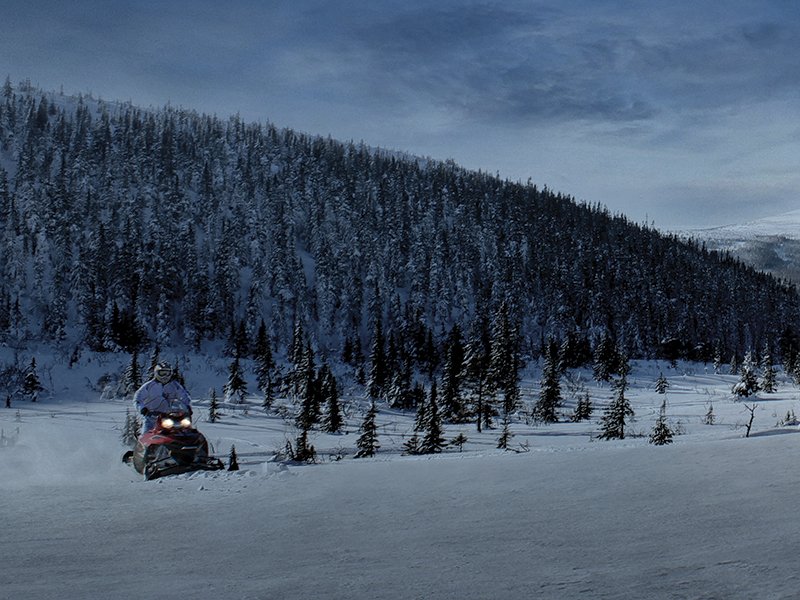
1, 80, 800, 367
682, 210, 800, 283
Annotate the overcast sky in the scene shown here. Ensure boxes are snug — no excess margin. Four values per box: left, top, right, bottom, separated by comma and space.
2, 1, 800, 229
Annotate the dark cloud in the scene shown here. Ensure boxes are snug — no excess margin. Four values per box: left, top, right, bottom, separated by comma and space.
605, 21, 800, 113
321, 3, 661, 126
278, 1, 800, 135
5, 1, 798, 130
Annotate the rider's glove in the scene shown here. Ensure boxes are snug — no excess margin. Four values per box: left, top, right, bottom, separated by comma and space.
140, 407, 150, 417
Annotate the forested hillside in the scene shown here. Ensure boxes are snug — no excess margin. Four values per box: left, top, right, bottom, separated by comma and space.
1, 80, 798, 368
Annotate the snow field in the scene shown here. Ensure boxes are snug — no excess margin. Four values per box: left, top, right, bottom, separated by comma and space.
3, 350, 800, 599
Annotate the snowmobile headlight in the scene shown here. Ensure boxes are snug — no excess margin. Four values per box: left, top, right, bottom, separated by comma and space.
180, 417, 192, 428
161, 417, 175, 429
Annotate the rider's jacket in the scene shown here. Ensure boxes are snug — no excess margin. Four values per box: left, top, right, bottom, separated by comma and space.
133, 380, 191, 415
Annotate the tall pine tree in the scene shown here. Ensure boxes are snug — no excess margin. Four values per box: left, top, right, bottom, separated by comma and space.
355, 401, 380, 458
534, 342, 562, 423
598, 358, 634, 440
223, 357, 248, 404
367, 319, 387, 400
320, 364, 342, 434
649, 399, 674, 445
420, 381, 446, 454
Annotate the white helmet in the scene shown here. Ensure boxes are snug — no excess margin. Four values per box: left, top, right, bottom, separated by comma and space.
154, 362, 173, 384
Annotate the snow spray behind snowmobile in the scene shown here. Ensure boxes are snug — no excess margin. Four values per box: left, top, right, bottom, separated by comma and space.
122, 411, 224, 480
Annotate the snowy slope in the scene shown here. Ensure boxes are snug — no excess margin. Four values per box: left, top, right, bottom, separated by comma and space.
3, 349, 800, 599
690, 209, 800, 241
682, 209, 800, 281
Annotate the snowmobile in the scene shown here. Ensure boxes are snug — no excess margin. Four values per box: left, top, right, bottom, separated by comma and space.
122, 411, 224, 480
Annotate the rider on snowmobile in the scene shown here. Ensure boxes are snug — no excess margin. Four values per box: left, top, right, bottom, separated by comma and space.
133, 362, 192, 434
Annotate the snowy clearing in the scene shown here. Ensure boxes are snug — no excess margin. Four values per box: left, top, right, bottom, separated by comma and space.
3, 351, 800, 599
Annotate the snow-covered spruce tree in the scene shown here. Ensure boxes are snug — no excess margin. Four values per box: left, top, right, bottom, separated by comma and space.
260, 377, 276, 413
592, 333, 618, 382
534, 343, 562, 423
543, 337, 562, 374
295, 344, 321, 431
487, 302, 521, 417
703, 403, 715, 425
649, 399, 674, 445
183, 259, 211, 352
208, 388, 220, 423
320, 364, 342, 434
729, 354, 740, 376
366, 319, 387, 400
223, 357, 248, 404
713, 343, 723, 374
351, 336, 366, 385
570, 391, 593, 422
254, 319, 277, 409
732, 351, 759, 401
655, 372, 669, 394
497, 413, 514, 450
420, 382, 446, 454
759, 344, 777, 393
120, 350, 142, 399
440, 324, 467, 422
413, 381, 429, 432
8, 296, 26, 344
155, 292, 171, 348
384, 332, 402, 389
121, 408, 141, 447
462, 315, 493, 433
228, 445, 240, 471
291, 428, 316, 463
782, 339, 800, 375
598, 359, 634, 440
386, 369, 411, 410
355, 401, 380, 458
101, 300, 122, 353
290, 319, 305, 366
230, 319, 249, 359
402, 431, 420, 455
22, 357, 43, 401
290, 353, 320, 461
421, 329, 439, 380
253, 319, 274, 360
450, 432, 468, 452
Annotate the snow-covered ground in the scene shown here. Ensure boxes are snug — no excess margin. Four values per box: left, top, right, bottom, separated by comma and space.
3, 349, 800, 599
684, 209, 800, 242
679, 208, 800, 282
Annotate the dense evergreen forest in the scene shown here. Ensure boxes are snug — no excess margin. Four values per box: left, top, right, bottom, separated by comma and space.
1, 79, 799, 371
